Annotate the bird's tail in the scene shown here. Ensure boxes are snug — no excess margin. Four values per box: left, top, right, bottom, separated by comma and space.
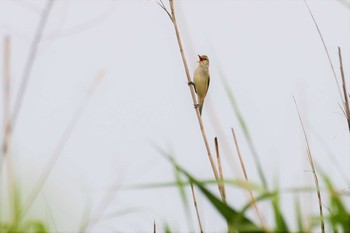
199, 98, 205, 115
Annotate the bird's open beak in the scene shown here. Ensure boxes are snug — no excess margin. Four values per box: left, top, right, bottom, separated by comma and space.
198, 55, 203, 62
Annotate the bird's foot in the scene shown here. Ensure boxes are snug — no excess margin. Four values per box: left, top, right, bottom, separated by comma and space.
188, 81, 195, 86
194, 104, 199, 109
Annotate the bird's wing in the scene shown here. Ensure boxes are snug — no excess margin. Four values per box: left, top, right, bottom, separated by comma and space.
207, 74, 210, 90
193, 82, 198, 94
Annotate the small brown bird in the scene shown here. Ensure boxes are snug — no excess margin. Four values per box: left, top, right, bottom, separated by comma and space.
193, 55, 210, 115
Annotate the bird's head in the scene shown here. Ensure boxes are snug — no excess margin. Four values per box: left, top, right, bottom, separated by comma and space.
198, 55, 209, 66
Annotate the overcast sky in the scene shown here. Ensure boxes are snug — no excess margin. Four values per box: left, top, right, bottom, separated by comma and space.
0, 0, 349, 232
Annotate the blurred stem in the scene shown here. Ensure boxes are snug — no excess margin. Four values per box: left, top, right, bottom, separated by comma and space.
231, 128, 267, 232
2, 36, 20, 226
11, 0, 55, 131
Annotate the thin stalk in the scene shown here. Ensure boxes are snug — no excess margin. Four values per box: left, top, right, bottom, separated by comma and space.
293, 98, 325, 233
303, 0, 343, 103
190, 183, 204, 233
338, 47, 350, 132
166, 0, 220, 186
231, 128, 267, 231
11, 0, 55, 130
214, 137, 226, 202
2, 36, 20, 225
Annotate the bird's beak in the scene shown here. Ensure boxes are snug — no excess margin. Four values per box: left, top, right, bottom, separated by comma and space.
198, 55, 203, 62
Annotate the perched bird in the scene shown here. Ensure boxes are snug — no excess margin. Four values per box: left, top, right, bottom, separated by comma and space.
191, 55, 210, 115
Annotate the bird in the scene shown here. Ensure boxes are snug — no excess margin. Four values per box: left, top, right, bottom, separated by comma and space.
190, 55, 210, 115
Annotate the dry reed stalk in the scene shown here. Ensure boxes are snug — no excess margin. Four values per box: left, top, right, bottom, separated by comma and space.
338, 47, 350, 132
231, 128, 267, 231
154, 220, 156, 233
2, 36, 11, 163
167, 1, 219, 178
163, 0, 220, 186
303, 0, 343, 103
293, 98, 325, 233
214, 137, 226, 202
2, 36, 19, 224
190, 183, 204, 233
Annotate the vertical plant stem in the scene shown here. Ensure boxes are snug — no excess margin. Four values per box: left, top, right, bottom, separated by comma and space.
338, 47, 350, 132
303, 0, 343, 102
154, 220, 156, 233
11, 0, 55, 131
231, 128, 267, 231
2, 36, 20, 225
293, 98, 325, 233
190, 183, 204, 233
167, 0, 219, 186
214, 137, 226, 202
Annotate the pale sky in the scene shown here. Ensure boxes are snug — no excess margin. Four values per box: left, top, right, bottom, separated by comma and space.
0, 0, 349, 232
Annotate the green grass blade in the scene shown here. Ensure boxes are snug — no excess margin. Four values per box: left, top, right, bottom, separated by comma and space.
238, 191, 277, 219
295, 197, 305, 233
271, 191, 289, 232
162, 153, 262, 232
23, 220, 48, 233
323, 175, 350, 232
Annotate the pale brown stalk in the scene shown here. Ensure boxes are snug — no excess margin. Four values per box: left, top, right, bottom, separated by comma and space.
338, 47, 350, 132
164, 0, 219, 186
303, 0, 343, 103
214, 137, 226, 202
2, 36, 19, 224
293, 98, 325, 233
190, 183, 204, 233
231, 128, 266, 231
154, 220, 156, 233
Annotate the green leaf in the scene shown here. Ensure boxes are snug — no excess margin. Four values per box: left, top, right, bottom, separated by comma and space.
295, 197, 305, 233
163, 153, 262, 232
271, 191, 289, 232
23, 220, 48, 233
323, 175, 350, 232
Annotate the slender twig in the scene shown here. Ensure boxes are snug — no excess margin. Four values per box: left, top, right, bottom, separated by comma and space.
190, 183, 204, 233
338, 47, 350, 132
11, 0, 55, 131
303, 0, 343, 102
231, 128, 266, 231
293, 97, 325, 233
2, 36, 20, 225
2, 36, 11, 156
154, 220, 156, 233
18, 71, 105, 221
157, 0, 173, 22
214, 137, 226, 202
161, 0, 220, 186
